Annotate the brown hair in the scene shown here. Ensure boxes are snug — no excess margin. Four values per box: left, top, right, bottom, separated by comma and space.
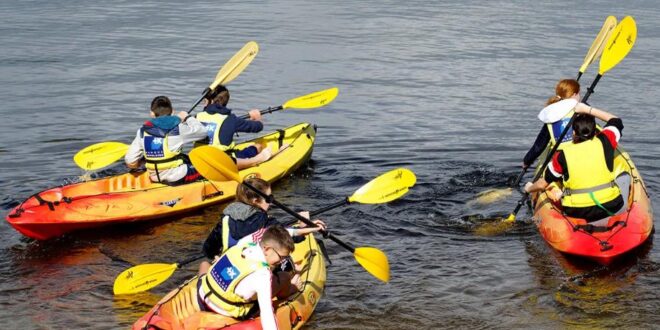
236, 177, 271, 208
207, 85, 230, 107
150, 96, 173, 117
546, 79, 580, 106
260, 225, 295, 253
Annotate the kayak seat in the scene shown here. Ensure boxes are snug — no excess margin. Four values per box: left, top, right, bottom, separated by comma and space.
588, 172, 631, 226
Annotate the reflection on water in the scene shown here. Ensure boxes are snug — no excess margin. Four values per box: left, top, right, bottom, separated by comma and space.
1, 0, 659, 329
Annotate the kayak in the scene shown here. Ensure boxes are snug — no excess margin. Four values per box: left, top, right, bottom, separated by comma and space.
6, 123, 316, 240
531, 145, 654, 265
132, 233, 326, 330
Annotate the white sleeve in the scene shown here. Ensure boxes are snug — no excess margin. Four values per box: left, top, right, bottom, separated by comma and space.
124, 129, 144, 164
254, 270, 278, 330
178, 117, 208, 144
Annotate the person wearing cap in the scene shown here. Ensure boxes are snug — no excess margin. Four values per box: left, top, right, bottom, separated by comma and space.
523, 102, 624, 222
522, 79, 581, 169
195, 85, 274, 169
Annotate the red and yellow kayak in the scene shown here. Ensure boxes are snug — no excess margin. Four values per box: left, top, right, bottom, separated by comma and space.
133, 233, 326, 330
531, 146, 654, 265
6, 123, 316, 240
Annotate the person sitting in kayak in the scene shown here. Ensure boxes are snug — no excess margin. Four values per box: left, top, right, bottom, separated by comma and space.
523, 79, 580, 169
196, 85, 275, 169
198, 225, 299, 330
198, 176, 326, 274
524, 103, 624, 222
125, 96, 208, 184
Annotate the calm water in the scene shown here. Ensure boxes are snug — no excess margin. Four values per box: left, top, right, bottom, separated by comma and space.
1, 0, 659, 329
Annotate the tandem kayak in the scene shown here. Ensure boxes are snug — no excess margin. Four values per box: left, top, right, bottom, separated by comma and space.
6, 123, 316, 240
133, 233, 326, 330
531, 146, 654, 265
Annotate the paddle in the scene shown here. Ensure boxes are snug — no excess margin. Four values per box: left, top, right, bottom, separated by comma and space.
73, 141, 129, 171
470, 17, 617, 206
238, 87, 339, 120
72, 42, 258, 171
187, 41, 259, 114
112, 166, 415, 294
505, 16, 637, 223
190, 146, 396, 283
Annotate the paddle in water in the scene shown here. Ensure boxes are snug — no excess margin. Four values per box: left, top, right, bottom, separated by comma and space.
468, 16, 618, 207
113, 164, 416, 294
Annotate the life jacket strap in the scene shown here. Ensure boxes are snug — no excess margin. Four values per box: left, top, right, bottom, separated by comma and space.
563, 181, 616, 196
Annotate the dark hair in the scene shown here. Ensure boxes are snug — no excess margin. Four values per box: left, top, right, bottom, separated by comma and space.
572, 113, 596, 143
546, 79, 580, 106
260, 225, 295, 253
150, 96, 173, 117
236, 177, 271, 208
207, 85, 230, 107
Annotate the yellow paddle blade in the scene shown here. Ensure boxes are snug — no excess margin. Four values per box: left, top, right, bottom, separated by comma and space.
579, 16, 617, 74
282, 87, 339, 109
469, 188, 513, 206
599, 16, 636, 75
354, 247, 390, 283
473, 218, 515, 236
113, 263, 178, 295
348, 168, 416, 204
189, 145, 241, 182
73, 141, 128, 171
210, 41, 259, 90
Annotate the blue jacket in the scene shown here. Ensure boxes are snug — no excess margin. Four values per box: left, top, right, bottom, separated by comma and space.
202, 104, 263, 146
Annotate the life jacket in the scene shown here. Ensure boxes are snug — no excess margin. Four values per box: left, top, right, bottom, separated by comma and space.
561, 137, 620, 209
200, 242, 269, 318
546, 109, 574, 146
195, 111, 235, 151
140, 117, 185, 181
221, 215, 239, 255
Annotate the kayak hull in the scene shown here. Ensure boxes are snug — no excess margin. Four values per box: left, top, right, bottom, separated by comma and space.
6, 123, 317, 240
531, 147, 654, 265
132, 234, 326, 330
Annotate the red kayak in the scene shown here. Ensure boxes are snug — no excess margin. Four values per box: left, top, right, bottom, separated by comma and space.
531, 146, 654, 265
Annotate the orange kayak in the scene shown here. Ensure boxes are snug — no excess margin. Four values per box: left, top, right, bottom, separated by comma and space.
531, 146, 654, 265
133, 233, 326, 330
6, 123, 316, 240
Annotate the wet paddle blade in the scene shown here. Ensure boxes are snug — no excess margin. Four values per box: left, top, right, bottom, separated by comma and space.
210, 41, 259, 89
348, 168, 416, 204
113, 263, 178, 295
189, 146, 241, 182
354, 247, 390, 283
579, 16, 617, 74
282, 87, 339, 109
469, 188, 514, 206
73, 142, 128, 171
599, 16, 636, 75
473, 218, 515, 236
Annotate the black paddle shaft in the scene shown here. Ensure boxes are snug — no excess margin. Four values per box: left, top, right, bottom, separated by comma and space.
238, 106, 285, 120
243, 182, 356, 253
511, 74, 602, 217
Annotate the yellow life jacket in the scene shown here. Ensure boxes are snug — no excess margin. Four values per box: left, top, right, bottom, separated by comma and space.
545, 109, 575, 147
220, 215, 237, 255
561, 137, 620, 208
195, 112, 236, 151
200, 242, 269, 318
141, 130, 184, 175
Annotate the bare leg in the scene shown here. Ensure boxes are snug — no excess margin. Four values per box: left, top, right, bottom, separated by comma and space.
198, 261, 211, 276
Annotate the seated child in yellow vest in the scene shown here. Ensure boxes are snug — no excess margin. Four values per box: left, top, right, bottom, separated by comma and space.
197, 225, 300, 330
198, 177, 326, 275
196, 85, 281, 169
125, 96, 208, 183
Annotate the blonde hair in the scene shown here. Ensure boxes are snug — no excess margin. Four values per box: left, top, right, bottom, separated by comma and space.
546, 79, 580, 106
